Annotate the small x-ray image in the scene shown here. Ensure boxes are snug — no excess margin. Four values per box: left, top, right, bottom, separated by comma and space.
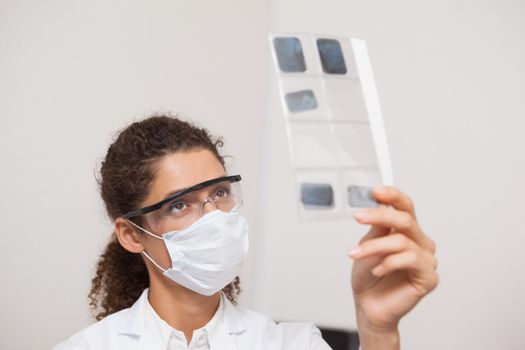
285, 90, 318, 113
279, 77, 329, 121
295, 170, 343, 219
317, 38, 347, 74
300, 183, 335, 208
348, 186, 378, 208
273, 37, 307, 73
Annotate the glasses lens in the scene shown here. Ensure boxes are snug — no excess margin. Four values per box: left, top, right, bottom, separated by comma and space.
142, 179, 242, 233
209, 180, 241, 212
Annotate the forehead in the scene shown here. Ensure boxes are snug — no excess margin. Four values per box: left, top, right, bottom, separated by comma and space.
144, 149, 225, 206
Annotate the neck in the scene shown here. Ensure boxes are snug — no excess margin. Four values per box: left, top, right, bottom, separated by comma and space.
148, 276, 220, 344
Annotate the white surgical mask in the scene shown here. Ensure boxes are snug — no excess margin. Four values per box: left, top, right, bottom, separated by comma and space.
129, 209, 249, 296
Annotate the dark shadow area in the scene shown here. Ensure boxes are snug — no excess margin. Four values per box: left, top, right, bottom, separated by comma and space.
319, 327, 360, 350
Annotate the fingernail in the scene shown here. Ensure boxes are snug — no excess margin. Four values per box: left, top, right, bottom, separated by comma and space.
353, 210, 370, 221
374, 187, 388, 195
348, 247, 363, 258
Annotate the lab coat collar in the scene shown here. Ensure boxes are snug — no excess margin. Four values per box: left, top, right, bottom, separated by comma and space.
117, 288, 247, 340
117, 288, 148, 337
209, 292, 247, 350
220, 291, 246, 334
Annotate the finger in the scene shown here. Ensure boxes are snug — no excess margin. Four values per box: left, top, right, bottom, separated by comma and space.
372, 186, 416, 218
371, 250, 439, 295
349, 233, 417, 259
353, 206, 435, 252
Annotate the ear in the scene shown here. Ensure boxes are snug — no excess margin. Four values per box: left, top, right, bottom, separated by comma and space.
114, 217, 145, 254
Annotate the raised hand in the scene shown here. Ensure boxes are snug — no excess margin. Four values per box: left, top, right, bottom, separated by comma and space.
349, 187, 439, 349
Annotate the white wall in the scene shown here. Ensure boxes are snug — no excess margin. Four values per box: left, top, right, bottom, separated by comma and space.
259, 0, 525, 349
1, 1, 524, 350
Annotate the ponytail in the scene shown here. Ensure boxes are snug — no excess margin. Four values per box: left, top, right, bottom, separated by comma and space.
89, 234, 148, 320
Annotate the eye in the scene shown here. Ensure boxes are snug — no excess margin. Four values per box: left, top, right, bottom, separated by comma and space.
213, 186, 231, 200
166, 200, 188, 215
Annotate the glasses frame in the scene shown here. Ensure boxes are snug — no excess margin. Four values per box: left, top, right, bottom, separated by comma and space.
122, 175, 242, 220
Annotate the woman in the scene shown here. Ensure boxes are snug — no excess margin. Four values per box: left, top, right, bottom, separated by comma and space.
53, 115, 438, 350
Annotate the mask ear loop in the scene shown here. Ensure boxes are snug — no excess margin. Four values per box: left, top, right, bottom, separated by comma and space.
127, 219, 163, 240
126, 219, 167, 273
141, 251, 167, 273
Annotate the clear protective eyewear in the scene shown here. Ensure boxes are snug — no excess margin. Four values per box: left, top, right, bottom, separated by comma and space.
122, 175, 242, 234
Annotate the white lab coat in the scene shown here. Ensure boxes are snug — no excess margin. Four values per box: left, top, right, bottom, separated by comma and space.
52, 289, 332, 350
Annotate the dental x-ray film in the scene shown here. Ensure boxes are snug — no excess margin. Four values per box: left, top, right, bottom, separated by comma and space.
269, 33, 394, 219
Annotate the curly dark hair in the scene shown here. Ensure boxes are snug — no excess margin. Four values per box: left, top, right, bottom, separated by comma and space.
89, 114, 241, 321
